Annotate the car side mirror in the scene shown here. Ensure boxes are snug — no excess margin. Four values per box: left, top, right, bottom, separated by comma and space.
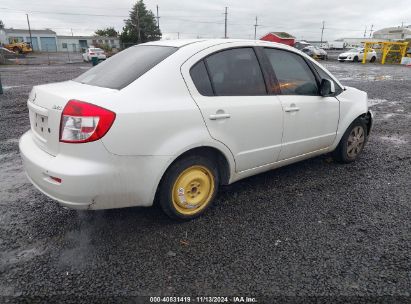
320, 79, 335, 97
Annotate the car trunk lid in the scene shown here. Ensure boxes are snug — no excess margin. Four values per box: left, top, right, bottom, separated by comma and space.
27, 80, 117, 156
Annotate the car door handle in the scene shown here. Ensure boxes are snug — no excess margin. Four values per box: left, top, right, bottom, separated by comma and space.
284, 107, 300, 112
209, 113, 231, 120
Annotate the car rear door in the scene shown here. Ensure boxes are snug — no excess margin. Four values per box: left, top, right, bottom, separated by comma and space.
181, 45, 283, 172
262, 47, 339, 160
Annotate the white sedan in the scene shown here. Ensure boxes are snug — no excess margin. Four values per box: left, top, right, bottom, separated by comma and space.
20, 39, 373, 220
82, 48, 106, 62
338, 48, 377, 62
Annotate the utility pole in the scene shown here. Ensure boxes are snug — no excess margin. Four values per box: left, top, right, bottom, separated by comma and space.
224, 7, 228, 39
254, 16, 259, 40
369, 24, 374, 38
26, 14, 33, 48
71, 28, 74, 36
156, 5, 160, 30
320, 21, 325, 45
363, 26, 367, 38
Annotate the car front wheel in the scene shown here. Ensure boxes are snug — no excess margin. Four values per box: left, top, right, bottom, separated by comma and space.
333, 118, 368, 163
158, 155, 219, 220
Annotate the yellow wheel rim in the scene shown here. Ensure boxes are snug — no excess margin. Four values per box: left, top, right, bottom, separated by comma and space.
172, 165, 215, 216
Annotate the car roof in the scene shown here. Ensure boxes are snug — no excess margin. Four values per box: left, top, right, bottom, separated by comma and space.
144, 38, 297, 52
135, 39, 343, 91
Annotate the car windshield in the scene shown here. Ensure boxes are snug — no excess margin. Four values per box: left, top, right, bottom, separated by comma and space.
91, 48, 103, 52
74, 45, 178, 90
349, 48, 361, 52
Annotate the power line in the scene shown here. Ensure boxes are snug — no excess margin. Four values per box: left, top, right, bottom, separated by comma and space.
0, 7, 127, 17
162, 17, 224, 24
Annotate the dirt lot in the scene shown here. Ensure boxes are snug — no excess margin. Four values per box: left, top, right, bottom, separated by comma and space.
0, 61, 410, 302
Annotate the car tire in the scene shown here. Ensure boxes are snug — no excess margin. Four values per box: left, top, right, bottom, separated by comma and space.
158, 155, 219, 220
333, 118, 368, 163
353, 56, 359, 62
370, 56, 376, 63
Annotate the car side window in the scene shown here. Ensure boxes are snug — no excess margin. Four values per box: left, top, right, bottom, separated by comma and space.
263, 48, 319, 96
313, 65, 343, 96
204, 48, 267, 96
190, 60, 214, 96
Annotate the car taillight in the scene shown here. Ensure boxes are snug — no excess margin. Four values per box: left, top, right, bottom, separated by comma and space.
59, 100, 116, 143
90, 52, 95, 55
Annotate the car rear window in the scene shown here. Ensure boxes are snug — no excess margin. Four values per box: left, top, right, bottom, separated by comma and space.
74, 45, 177, 90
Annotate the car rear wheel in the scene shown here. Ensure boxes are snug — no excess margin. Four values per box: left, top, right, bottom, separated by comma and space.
158, 155, 219, 220
333, 118, 367, 163
370, 56, 376, 63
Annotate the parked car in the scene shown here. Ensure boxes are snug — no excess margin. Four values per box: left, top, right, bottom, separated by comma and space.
293, 41, 311, 50
338, 48, 377, 62
301, 45, 328, 60
82, 48, 107, 62
0, 47, 17, 64
0, 47, 17, 58
19, 39, 373, 220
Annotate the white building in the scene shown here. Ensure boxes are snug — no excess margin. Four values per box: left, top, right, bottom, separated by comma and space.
56, 35, 120, 52
373, 26, 411, 40
306, 41, 329, 49
0, 28, 120, 52
338, 38, 387, 48
0, 28, 57, 51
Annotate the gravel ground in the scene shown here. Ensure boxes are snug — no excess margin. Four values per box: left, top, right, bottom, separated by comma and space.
4, 52, 84, 65
0, 61, 410, 302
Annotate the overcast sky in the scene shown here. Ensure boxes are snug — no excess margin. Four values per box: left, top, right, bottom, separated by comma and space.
1, 0, 410, 41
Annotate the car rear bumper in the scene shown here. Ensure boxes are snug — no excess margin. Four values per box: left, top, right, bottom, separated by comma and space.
19, 130, 170, 210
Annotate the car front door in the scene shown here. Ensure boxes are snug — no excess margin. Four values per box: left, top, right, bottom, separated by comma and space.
263, 48, 340, 160
182, 46, 283, 172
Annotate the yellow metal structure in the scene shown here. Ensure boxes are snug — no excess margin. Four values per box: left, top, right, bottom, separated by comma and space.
363, 41, 408, 64
171, 165, 215, 216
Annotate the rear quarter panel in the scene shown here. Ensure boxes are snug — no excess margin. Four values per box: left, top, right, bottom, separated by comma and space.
100, 57, 212, 156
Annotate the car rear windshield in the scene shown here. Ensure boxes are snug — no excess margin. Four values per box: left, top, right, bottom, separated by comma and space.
74, 45, 178, 90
